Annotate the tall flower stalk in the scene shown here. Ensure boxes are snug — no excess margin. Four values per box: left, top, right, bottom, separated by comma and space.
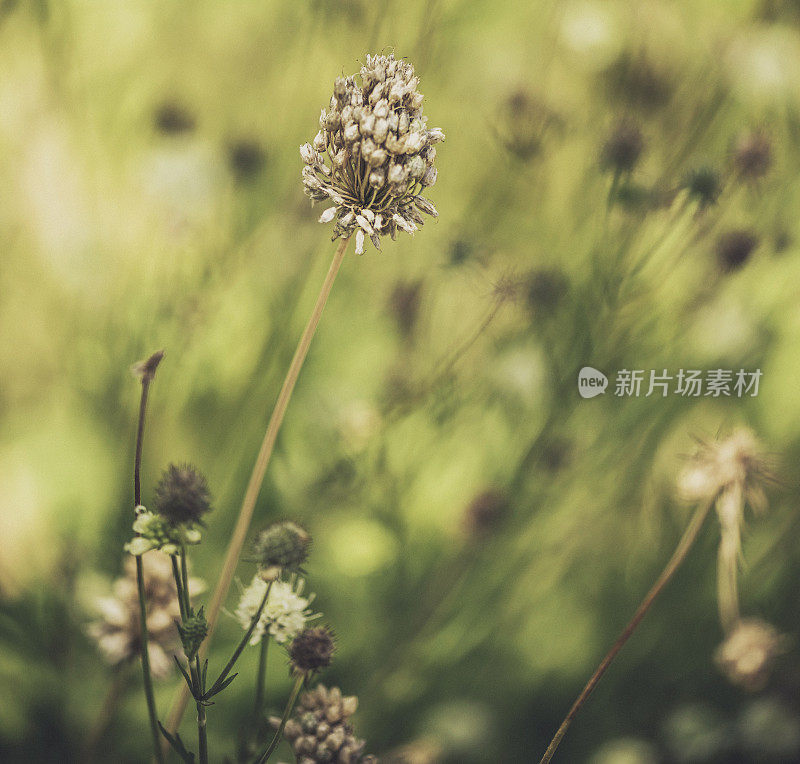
539, 429, 773, 763
165, 51, 443, 739
538, 497, 714, 764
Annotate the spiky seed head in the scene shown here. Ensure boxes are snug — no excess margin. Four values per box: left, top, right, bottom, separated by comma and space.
300, 53, 443, 252
252, 521, 311, 576
289, 626, 335, 674
153, 464, 212, 525
601, 119, 644, 172
716, 229, 759, 272
684, 166, 721, 207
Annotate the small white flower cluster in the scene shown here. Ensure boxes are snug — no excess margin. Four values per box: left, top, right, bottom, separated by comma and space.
301, 53, 443, 254
124, 506, 202, 557
234, 575, 316, 646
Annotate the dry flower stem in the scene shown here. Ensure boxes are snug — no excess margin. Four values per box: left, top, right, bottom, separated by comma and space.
538, 498, 714, 764
165, 235, 350, 739
133, 371, 166, 764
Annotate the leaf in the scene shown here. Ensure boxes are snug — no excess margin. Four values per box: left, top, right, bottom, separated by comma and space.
157, 721, 195, 763
173, 655, 199, 699
203, 671, 238, 700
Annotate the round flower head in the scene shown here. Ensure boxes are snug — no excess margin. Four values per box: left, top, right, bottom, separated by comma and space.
154, 463, 212, 525
252, 521, 311, 577
233, 575, 317, 645
601, 119, 644, 173
289, 626, 336, 674
301, 53, 444, 255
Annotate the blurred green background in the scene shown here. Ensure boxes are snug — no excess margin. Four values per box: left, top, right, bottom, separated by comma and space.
2, 0, 800, 761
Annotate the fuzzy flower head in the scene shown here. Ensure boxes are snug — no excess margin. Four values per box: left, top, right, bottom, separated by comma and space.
678, 429, 770, 510
289, 626, 336, 675
301, 53, 444, 255
125, 505, 202, 556
86, 552, 204, 679
276, 684, 377, 763
234, 575, 317, 646
251, 521, 311, 579
153, 463, 213, 525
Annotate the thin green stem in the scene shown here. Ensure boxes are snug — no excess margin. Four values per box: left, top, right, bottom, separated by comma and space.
132, 352, 166, 764
171, 556, 188, 622
253, 636, 269, 718
180, 549, 192, 615
190, 660, 208, 764
538, 499, 715, 764
205, 580, 273, 698
255, 673, 305, 764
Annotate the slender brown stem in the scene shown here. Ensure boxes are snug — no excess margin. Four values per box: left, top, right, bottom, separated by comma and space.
538, 499, 714, 764
132, 351, 166, 764
164, 236, 350, 742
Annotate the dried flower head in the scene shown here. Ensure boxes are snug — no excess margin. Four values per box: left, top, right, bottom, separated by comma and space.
251, 521, 311, 578
716, 229, 759, 272
733, 130, 772, 179
86, 553, 204, 679
153, 463, 212, 525
301, 53, 444, 255
715, 618, 789, 691
601, 119, 644, 173
289, 626, 336, 675
678, 429, 772, 630
233, 575, 317, 645
276, 684, 377, 763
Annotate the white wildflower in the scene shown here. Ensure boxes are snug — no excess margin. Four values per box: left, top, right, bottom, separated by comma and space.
234, 576, 317, 646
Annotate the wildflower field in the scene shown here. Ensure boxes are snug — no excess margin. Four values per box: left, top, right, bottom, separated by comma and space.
2, 1, 800, 762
